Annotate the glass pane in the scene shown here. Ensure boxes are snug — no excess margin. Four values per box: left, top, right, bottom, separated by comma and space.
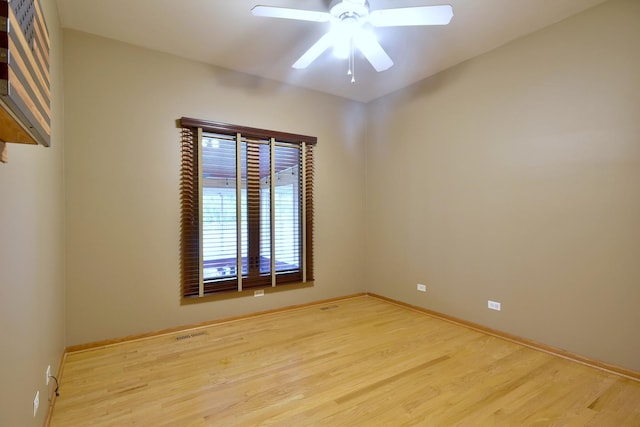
201, 135, 247, 281
274, 145, 300, 273
259, 144, 271, 274
240, 141, 248, 276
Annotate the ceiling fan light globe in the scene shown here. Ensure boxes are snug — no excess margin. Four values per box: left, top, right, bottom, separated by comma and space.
331, 17, 359, 38
333, 41, 351, 59
330, 18, 359, 59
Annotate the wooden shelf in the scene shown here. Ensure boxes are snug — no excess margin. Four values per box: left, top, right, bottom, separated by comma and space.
1, 98, 38, 144
0, 0, 50, 146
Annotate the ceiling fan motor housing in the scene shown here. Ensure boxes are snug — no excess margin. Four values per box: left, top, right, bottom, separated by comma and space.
330, 0, 370, 23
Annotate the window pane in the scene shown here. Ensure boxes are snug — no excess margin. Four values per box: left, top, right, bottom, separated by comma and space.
201, 136, 247, 281
259, 143, 271, 274
240, 141, 248, 276
274, 145, 300, 273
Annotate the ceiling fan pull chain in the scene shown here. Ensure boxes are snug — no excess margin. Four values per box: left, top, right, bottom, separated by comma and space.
350, 39, 356, 83
347, 38, 353, 76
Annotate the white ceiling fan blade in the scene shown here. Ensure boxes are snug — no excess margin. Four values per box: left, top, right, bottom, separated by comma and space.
369, 5, 453, 27
251, 5, 330, 22
292, 32, 335, 69
354, 32, 393, 72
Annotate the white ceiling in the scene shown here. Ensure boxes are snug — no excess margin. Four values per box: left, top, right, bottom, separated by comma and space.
56, 0, 608, 103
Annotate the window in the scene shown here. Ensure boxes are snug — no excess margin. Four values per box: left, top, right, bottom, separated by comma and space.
180, 117, 316, 298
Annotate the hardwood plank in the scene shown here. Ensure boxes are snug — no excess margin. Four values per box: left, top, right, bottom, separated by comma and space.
49, 296, 640, 426
66, 293, 365, 353
334, 355, 450, 404
369, 292, 640, 381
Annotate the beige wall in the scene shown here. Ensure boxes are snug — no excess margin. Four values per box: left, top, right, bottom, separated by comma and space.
63, 30, 367, 346
0, 0, 65, 425
366, 0, 640, 371
62, 0, 639, 375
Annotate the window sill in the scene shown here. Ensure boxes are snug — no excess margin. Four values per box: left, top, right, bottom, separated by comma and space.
180, 281, 315, 305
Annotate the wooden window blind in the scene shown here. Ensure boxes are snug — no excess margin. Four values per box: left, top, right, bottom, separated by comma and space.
180, 117, 316, 298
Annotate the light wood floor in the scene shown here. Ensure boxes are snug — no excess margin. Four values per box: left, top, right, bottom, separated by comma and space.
50, 296, 640, 426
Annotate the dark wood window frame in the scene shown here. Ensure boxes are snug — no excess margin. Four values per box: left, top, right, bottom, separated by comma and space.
180, 117, 316, 298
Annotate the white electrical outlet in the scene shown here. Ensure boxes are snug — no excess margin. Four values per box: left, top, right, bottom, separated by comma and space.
416, 284, 427, 292
488, 300, 501, 311
33, 391, 39, 417
46, 365, 51, 385
254, 289, 264, 297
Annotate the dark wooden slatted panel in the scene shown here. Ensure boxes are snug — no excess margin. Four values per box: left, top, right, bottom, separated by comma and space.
305, 145, 315, 282
180, 127, 201, 298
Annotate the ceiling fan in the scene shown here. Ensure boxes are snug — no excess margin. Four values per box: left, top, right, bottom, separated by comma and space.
252, 0, 453, 77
